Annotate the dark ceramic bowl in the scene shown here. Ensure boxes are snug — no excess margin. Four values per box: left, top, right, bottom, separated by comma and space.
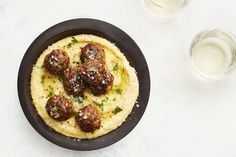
17, 18, 150, 151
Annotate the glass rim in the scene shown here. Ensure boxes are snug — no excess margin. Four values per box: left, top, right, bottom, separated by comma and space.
190, 29, 236, 80
141, 0, 188, 17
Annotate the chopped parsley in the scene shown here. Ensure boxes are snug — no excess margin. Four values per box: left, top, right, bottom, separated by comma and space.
113, 106, 123, 114
93, 99, 108, 111
101, 97, 109, 103
48, 91, 54, 98
113, 63, 119, 71
67, 43, 73, 48
66, 37, 79, 48
73, 96, 84, 105
41, 75, 45, 84
51, 106, 59, 112
77, 96, 84, 104
71, 37, 78, 43
84, 56, 90, 62
97, 97, 110, 111
72, 96, 84, 105
47, 85, 54, 98
48, 85, 53, 90
97, 103, 104, 111
115, 88, 122, 95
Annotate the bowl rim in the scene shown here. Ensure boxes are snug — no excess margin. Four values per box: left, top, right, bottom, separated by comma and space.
17, 18, 151, 151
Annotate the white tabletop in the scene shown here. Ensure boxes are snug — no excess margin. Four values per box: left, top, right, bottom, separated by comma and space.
1, 0, 236, 156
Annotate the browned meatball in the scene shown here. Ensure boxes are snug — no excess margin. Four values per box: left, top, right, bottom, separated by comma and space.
44, 49, 70, 75
75, 105, 101, 132
82, 59, 105, 85
80, 43, 105, 64
63, 67, 86, 96
45, 95, 73, 121
90, 71, 114, 96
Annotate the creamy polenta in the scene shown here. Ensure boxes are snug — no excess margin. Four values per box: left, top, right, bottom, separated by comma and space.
30, 34, 139, 139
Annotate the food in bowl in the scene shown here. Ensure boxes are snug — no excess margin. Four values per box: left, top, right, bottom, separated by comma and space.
30, 34, 139, 139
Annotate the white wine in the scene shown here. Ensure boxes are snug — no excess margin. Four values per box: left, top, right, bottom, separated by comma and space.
191, 30, 236, 79
143, 0, 185, 16
151, 0, 185, 8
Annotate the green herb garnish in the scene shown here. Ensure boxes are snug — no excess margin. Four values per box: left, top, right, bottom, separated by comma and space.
84, 56, 90, 62
101, 97, 109, 103
77, 96, 84, 104
66, 37, 79, 49
96, 97, 110, 111
67, 43, 72, 48
113, 63, 119, 71
71, 37, 78, 43
41, 75, 45, 84
48, 85, 53, 90
51, 106, 59, 112
48, 91, 54, 98
97, 103, 104, 111
47, 85, 54, 98
72, 96, 84, 105
93, 100, 105, 111
113, 106, 123, 114
115, 88, 122, 95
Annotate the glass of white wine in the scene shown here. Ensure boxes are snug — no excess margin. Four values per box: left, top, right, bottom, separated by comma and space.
143, 0, 186, 16
190, 29, 236, 80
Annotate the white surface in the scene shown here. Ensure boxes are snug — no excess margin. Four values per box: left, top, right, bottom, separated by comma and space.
1, 0, 236, 156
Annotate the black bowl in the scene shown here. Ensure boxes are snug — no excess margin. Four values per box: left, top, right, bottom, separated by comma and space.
17, 18, 150, 151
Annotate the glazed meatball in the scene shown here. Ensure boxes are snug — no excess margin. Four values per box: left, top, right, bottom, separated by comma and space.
90, 71, 114, 96
75, 105, 101, 132
82, 59, 105, 85
44, 49, 70, 75
80, 43, 105, 64
63, 67, 86, 96
46, 95, 73, 121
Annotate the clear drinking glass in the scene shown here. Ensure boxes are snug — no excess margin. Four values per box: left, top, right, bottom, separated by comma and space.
190, 29, 236, 80
143, 0, 186, 16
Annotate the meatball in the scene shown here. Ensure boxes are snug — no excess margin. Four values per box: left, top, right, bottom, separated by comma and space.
75, 105, 101, 132
90, 71, 114, 96
63, 67, 86, 96
82, 59, 105, 85
80, 43, 105, 64
44, 49, 70, 75
45, 95, 73, 121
